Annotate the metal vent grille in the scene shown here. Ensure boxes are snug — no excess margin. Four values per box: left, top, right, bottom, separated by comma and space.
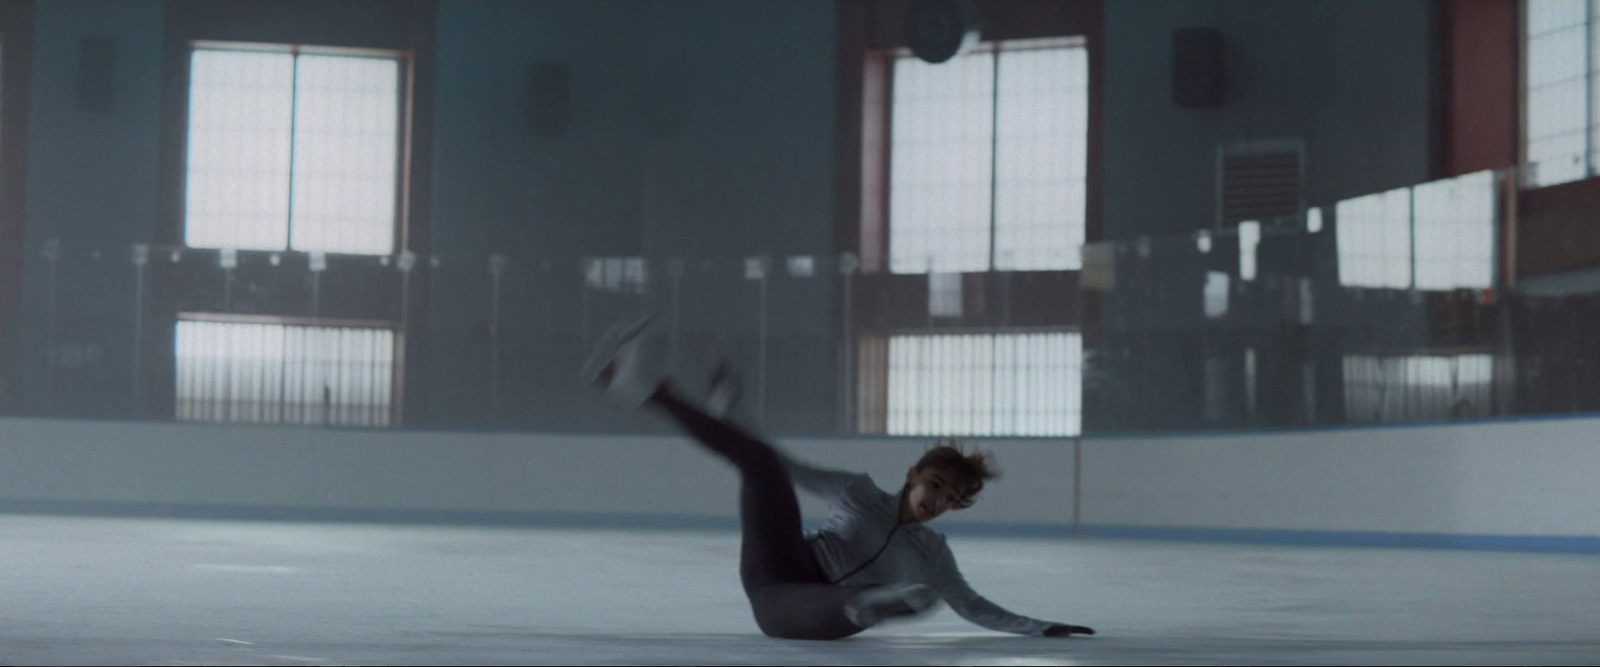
1217, 141, 1306, 227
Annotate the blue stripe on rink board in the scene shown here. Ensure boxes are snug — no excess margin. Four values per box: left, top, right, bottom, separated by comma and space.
2, 498, 1598, 554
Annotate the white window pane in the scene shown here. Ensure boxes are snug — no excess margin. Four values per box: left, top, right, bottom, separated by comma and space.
994, 46, 1089, 271
1237, 220, 1260, 281
1528, 133, 1590, 186
1414, 171, 1495, 290
889, 53, 995, 274
290, 55, 401, 255
1524, 0, 1594, 188
176, 319, 394, 426
1529, 0, 1587, 36
1528, 24, 1587, 87
184, 50, 295, 250
1336, 187, 1412, 288
1527, 77, 1588, 141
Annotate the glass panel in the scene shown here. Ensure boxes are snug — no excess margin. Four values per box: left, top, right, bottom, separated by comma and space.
889, 52, 995, 274
184, 50, 295, 250
1335, 187, 1413, 288
993, 46, 1089, 270
290, 54, 401, 254
1524, 2, 1592, 187
1527, 76, 1588, 142
1527, 131, 1590, 186
1528, 23, 1586, 87
1413, 171, 1496, 290
1528, 0, 1587, 37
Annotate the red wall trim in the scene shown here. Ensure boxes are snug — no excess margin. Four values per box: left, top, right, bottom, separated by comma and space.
1440, 0, 1518, 177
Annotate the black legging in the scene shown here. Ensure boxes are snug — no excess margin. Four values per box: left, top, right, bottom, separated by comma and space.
650, 384, 875, 640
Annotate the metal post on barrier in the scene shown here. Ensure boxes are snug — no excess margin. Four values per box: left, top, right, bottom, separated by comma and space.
1072, 436, 1082, 538
489, 254, 506, 424
668, 258, 683, 376
839, 252, 859, 433
42, 239, 60, 405
746, 255, 770, 428
308, 251, 326, 319
131, 244, 149, 405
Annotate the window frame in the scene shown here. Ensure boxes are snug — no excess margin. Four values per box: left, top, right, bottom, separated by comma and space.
836, 0, 1102, 434
181, 40, 411, 256
173, 311, 402, 427
868, 328, 1084, 437
872, 35, 1090, 276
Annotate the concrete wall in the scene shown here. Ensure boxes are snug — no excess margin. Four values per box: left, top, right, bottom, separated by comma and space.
3, 414, 1598, 551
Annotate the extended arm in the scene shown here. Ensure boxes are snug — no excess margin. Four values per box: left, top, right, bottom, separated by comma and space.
928, 544, 1094, 637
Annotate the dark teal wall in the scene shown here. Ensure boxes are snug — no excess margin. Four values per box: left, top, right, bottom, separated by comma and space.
6, 0, 1445, 434
1093, 0, 1437, 432
19, 0, 165, 416
1103, 0, 1434, 240
426, 0, 839, 432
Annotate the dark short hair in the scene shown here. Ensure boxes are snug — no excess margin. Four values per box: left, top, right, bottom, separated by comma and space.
914, 438, 999, 509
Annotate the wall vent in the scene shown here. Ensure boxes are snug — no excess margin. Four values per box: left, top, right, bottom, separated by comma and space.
1217, 139, 1306, 227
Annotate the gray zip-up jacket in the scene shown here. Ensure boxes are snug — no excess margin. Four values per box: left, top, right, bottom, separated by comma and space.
783, 452, 1056, 636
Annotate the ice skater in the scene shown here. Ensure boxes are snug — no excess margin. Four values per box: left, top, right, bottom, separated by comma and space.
582, 314, 1096, 640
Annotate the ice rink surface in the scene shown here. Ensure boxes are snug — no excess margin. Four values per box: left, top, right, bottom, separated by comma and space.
2, 514, 1597, 665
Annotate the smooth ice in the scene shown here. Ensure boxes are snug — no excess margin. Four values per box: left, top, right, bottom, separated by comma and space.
2, 514, 1598, 665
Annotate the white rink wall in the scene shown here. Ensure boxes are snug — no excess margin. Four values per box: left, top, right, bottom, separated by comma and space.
1, 415, 1597, 545
1080, 418, 1600, 538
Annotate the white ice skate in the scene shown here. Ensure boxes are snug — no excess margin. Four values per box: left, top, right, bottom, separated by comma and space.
705, 359, 743, 419
580, 313, 665, 408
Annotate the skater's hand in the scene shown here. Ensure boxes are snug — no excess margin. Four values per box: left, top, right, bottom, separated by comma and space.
1042, 623, 1095, 637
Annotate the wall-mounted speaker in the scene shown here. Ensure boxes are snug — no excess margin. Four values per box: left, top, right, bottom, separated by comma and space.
526, 61, 570, 137
1173, 27, 1224, 108
79, 36, 115, 114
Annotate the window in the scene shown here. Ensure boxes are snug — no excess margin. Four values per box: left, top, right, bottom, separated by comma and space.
883, 332, 1081, 436
1342, 353, 1492, 423
1412, 171, 1496, 290
175, 318, 396, 426
1335, 171, 1497, 290
1524, 0, 1598, 187
177, 44, 406, 426
1336, 187, 1414, 289
887, 38, 1088, 273
184, 46, 402, 254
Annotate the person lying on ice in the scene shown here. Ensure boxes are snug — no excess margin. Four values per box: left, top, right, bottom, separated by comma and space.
582, 314, 1096, 640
